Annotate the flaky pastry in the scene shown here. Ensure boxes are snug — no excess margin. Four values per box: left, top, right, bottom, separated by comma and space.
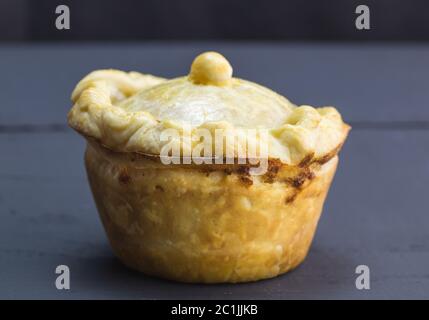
68, 52, 350, 283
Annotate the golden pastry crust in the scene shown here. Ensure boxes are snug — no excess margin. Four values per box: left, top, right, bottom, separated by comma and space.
68, 51, 350, 283
85, 140, 339, 283
68, 52, 350, 165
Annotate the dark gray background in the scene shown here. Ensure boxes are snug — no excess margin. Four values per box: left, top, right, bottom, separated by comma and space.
1, 0, 429, 42
0, 43, 428, 299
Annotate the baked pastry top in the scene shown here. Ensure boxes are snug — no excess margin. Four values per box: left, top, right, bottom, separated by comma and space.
68, 51, 350, 165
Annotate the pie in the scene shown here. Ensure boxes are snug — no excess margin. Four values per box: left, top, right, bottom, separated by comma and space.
68, 51, 350, 283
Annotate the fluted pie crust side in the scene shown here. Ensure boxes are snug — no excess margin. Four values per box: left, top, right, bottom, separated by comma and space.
85, 140, 339, 283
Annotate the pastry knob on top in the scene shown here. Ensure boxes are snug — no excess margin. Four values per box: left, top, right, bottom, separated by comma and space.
189, 51, 233, 86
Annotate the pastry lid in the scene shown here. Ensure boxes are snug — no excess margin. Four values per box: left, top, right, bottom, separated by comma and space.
118, 52, 294, 129
68, 51, 350, 166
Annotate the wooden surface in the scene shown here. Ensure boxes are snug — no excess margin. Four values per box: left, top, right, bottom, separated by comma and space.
0, 43, 428, 299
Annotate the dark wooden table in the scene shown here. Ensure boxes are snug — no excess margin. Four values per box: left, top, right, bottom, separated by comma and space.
1, 43, 428, 299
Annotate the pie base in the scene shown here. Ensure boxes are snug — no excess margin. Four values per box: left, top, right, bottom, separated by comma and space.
85, 141, 339, 283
